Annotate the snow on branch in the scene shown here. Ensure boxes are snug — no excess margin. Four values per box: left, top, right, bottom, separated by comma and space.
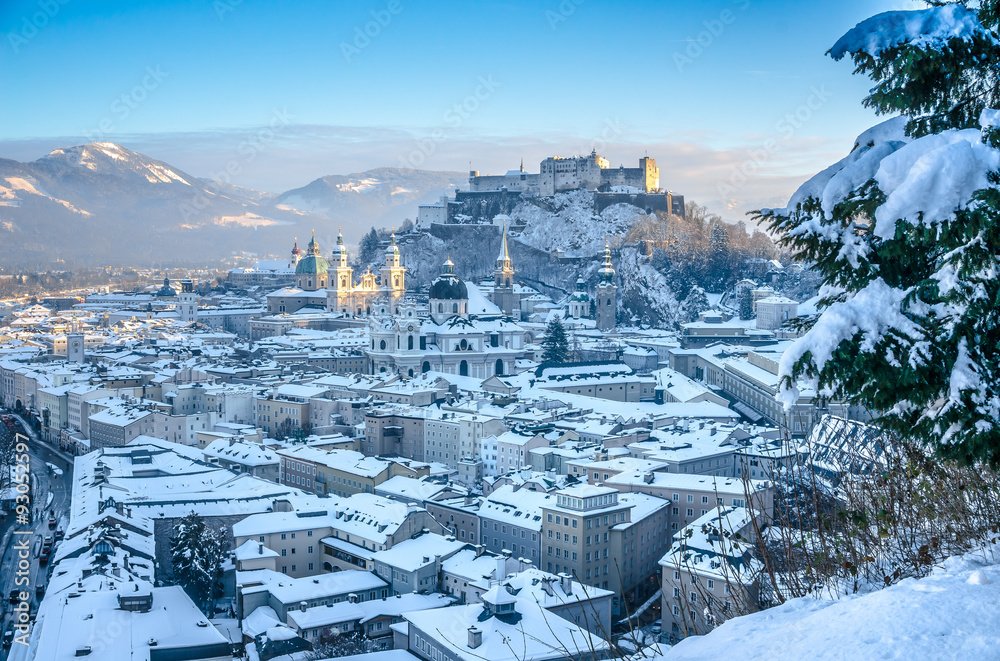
829, 5, 997, 61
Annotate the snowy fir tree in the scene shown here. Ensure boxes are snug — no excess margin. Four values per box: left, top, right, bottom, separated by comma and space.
682, 284, 710, 322
357, 227, 380, 266
757, 2, 1000, 464
169, 511, 228, 614
739, 287, 755, 321
541, 315, 569, 364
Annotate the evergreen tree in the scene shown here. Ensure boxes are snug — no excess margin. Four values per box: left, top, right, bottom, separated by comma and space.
682, 285, 710, 322
738, 287, 754, 321
357, 228, 380, 266
541, 315, 569, 364
169, 512, 228, 614
756, 3, 1000, 464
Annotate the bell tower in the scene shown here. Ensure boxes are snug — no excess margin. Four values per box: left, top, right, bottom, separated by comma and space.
492, 221, 516, 317
380, 231, 406, 311
328, 227, 354, 313
595, 240, 617, 331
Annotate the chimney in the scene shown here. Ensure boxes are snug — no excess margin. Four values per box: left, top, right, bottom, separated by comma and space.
299, 601, 308, 612
468, 626, 482, 649
348, 593, 359, 603
558, 572, 573, 595
540, 577, 555, 597
258, 543, 264, 555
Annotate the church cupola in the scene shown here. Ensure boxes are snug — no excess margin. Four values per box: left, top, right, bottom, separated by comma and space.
598, 239, 616, 284
289, 237, 302, 268
332, 227, 349, 267
429, 256, 468, 324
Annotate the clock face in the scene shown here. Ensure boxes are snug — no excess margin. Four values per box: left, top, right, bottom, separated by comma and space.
71, 341, 80, 348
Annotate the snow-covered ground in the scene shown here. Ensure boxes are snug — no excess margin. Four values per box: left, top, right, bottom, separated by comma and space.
515, 189, 645, 257
661, 542, 1000, 660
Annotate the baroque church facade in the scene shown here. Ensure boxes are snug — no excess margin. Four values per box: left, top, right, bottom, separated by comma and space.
265, 230, 406, 317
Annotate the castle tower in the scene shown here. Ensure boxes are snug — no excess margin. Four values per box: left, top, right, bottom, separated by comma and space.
289, 237, 302, 268
492, 221, 516, 317
178, 278, 198, 323
595, 240, 617, 331
380, 231, 406, 311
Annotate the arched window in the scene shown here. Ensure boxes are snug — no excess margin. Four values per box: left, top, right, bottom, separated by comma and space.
394, 277, 399, 287
379, 339, 387, 350
459, 360, 469, 377
460, 339, 468, 350
453, 303, 458, 313
407, 336, 414, 350
495, 359, 504, 376
341, 277, 347, 288
408, 369, 414, 377
607, 298, 612, 305
422, 361, 431, 373
438, 303, 443, 313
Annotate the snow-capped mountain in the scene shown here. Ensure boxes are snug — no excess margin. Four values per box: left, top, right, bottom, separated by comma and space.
0, 144, 463, 267
274, 167, 466, 229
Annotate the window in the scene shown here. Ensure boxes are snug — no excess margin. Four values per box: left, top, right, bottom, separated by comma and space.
687, 495, 694, 503
702, 496, 709, 504
281, 533, 286, 540
571, 519, 577, 528
281, 549, 287, 556
707, 580, 715, 589
673, 588, 680, 598
674, 570, 680, 580
308, 563, 314, 571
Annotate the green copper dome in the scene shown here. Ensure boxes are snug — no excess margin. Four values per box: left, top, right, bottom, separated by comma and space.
296, 254, 329, 275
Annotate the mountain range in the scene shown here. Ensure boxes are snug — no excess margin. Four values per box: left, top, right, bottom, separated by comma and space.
0, 142, 465, 268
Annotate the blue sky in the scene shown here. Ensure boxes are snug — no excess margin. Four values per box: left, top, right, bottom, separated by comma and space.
0, 0, 915, 218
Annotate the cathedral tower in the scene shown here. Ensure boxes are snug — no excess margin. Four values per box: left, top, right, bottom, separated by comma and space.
492, 221, 516, 317
595, 240, 617, 331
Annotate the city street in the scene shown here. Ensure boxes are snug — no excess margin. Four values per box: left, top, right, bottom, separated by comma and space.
0, 414, 73, 660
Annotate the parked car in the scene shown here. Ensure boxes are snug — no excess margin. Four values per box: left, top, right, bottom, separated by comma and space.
8, 590, 19, 605
35, 585, 44, 599
3, 625, 15, 648
651, 620, 662, 635
54, 528, 64, 541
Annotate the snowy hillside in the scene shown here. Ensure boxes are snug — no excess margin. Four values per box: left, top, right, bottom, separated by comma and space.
661, 543, 1000, 660
513, 189, 646, 257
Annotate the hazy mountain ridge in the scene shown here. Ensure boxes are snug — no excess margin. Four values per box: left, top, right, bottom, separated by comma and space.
0, 144, 464, 268
274, 167, 466, 230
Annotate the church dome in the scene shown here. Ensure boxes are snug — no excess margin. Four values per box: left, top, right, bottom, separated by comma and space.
297, 230, 330, 275
296, 254, 329, 275
429, 257, 468, 300
156, 277, 177, 297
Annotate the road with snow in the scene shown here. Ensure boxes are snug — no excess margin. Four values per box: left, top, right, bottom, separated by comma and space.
0, 414, 73, 660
